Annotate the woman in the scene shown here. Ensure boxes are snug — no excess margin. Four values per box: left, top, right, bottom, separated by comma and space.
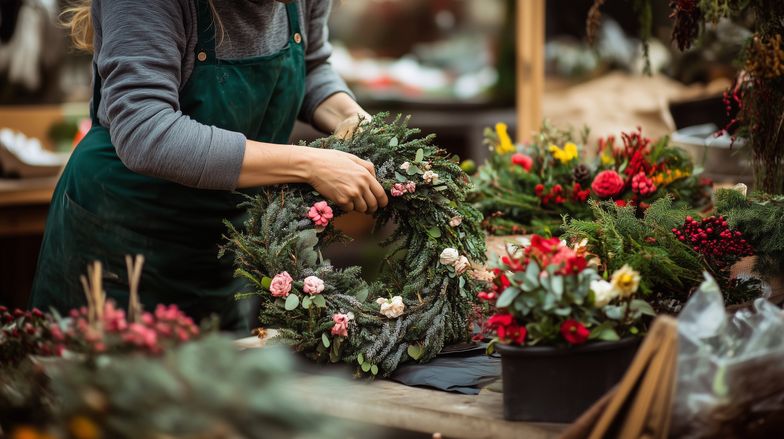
30, 0, 388, 330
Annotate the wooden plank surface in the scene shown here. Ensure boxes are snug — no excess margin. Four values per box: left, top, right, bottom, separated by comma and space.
235, 335, 564, 439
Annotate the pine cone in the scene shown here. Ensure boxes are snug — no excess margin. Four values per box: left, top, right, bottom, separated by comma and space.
572, 164, 592, 183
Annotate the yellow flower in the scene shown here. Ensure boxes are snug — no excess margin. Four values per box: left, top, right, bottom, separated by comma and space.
494, 122, 515, 154
610, 264, 641, 298
68, 416, 100, 439
600, 151, 614, 166
548, 142, 578, 164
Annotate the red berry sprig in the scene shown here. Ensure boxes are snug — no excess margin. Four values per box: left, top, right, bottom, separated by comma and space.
672, 215, 754, 270
631, 171, 657, 196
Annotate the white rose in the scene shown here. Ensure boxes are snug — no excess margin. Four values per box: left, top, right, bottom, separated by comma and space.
439, 248, 459, 266
400, 161, 411, 171
454, 256, 470, 275
590, 280, 618, 308
376, 296, 405, 318
449, 216, 462, 227
422, 170, 439, 184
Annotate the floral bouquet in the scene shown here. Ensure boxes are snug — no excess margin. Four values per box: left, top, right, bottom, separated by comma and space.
469, 122, 712, 235
479, 235, 654, 348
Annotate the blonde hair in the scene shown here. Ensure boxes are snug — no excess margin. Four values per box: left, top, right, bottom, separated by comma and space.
62, 0, 223, 53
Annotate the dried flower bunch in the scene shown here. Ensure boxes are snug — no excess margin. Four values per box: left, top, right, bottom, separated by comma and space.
222, 114, 489, 376
469, 122, 711, 236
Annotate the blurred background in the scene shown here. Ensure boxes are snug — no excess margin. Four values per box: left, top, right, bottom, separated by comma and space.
0, 0, 749, 307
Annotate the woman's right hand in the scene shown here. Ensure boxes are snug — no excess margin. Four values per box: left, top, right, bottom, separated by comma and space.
304, 148, 388, 213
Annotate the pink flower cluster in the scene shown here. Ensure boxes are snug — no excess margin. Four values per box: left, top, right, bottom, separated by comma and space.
391, 181, 416, 197
331, 313, 349, 337
308, 201, 334, 227
67, 302, 200, 354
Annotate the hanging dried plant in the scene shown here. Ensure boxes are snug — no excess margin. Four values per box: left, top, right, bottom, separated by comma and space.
745, 34, 784, 79
586, 0, 607, 45
669, 0, 702, 51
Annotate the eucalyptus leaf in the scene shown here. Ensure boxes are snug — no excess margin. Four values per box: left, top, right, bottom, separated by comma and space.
415, 148, 424, 163
630, 299, 656, 316
312, 294, 327, 308
284, 294, 300, 311
371, 364, 379, 375
361, 362, 371, 373
427, 227, 442, 238
407, 344, 424, 360
524, 262, 540, 289
357, 353, 364, 365
302, 296, 312, 309
261, 276, 272, 289
604, 304, 625, 320
389, 136, 399, 147
496, 287, 520, 308
407, 165, 422, 175
551, 275, 564, 298
322, 332, 331, 348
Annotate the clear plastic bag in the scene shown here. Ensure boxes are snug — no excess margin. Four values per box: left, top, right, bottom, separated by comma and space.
671, 274, 784, 438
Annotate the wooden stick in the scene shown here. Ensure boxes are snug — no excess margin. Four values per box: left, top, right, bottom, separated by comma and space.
516, 0, 546, 143
125, 254, 145, 323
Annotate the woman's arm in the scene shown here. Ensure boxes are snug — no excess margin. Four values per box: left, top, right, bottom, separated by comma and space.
237, 140, 388, 213
311, 92, 372, 138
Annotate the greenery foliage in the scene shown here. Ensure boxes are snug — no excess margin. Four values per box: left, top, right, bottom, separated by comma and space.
715, 189, 784, 277
562, 197, 703, 300
222, 114, 488, 376
0, 336, 355, 438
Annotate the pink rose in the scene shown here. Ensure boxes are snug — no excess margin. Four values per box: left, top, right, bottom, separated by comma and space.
303, 275, 325, 295
308, 201, 334, 227
405, 181, 416, 193
270, 271, 293, 298
331, 313, 349, 337
391, 183, 407, 197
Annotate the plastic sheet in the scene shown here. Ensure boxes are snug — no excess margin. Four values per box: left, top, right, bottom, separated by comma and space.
671, 274, 784, 438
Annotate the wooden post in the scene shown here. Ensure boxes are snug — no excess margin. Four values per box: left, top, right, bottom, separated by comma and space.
516, 0, 545, 143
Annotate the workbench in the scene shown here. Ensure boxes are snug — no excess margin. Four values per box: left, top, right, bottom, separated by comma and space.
235, 335, 565, 439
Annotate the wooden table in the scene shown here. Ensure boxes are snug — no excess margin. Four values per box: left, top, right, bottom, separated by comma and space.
236, 335, 565, 439
0, 176, 57, 236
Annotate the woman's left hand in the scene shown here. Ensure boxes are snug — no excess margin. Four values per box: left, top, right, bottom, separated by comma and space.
334, 112, 372, 140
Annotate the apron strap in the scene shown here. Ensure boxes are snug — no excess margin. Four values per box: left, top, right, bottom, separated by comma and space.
285, 2, 301, 39
90, 63, 102, 124
195, 0, 217, 62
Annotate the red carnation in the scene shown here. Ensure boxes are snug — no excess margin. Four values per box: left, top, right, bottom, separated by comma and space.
488, 313, 527, 345
591, 170, 625, 198
560, 319, 589, 345
615, 199, 628, 207
511, 153, 533, 171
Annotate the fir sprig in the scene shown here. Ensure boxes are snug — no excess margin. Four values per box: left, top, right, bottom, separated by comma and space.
221, 114, 488, 376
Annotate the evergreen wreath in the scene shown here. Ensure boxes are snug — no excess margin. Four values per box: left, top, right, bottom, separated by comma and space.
221, 114, 489, 376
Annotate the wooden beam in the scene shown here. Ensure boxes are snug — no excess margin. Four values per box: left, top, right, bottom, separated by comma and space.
516, 0, 546, 143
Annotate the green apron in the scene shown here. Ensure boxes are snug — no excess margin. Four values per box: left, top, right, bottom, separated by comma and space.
30, 0, 305, 330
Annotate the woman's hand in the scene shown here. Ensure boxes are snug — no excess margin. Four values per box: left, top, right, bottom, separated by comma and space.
305, 148, 388, 213
237, 141, 387, 213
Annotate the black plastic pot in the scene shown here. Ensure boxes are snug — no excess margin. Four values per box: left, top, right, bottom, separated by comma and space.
495, 337, 640, 423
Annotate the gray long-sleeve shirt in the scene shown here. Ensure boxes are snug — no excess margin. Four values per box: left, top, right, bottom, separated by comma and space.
92, 0, 352, 190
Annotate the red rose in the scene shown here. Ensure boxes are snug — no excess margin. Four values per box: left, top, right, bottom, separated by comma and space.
591, 170, 625, 198
511, 153, 533, 171
560, 319, 590, 345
